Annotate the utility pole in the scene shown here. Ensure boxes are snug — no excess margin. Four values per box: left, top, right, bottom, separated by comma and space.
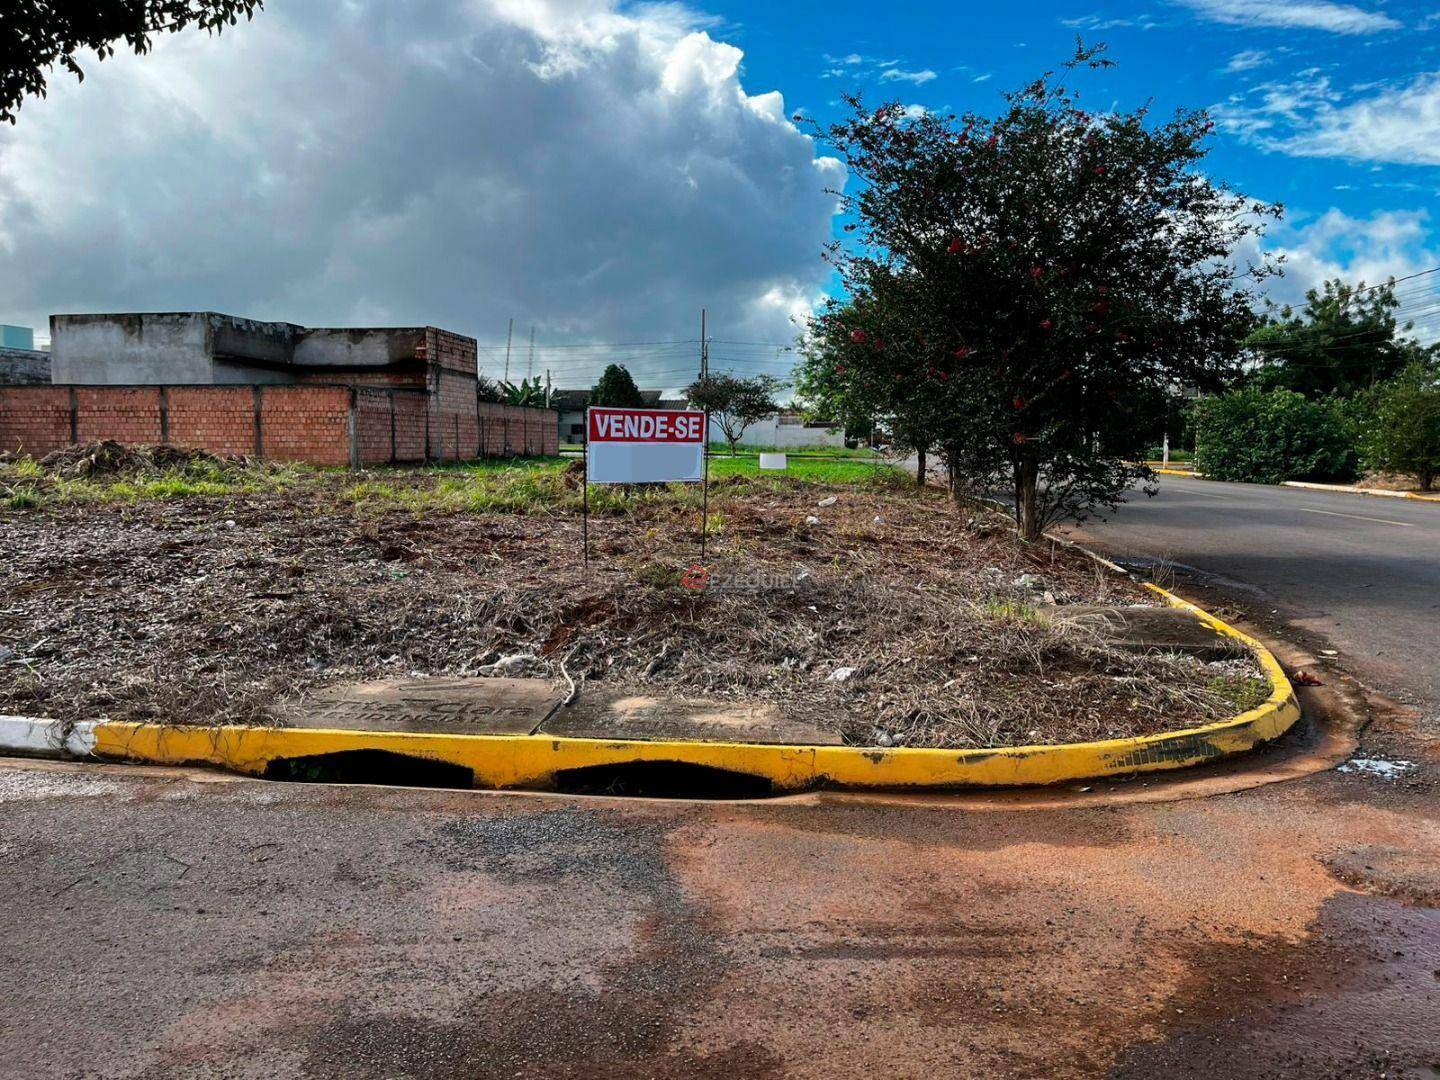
699, 307, 710, 564
527, 325, 536, 383
503, 318, 513, 383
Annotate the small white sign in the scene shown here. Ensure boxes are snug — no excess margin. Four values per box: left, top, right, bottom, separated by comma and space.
586, 407, 706, 484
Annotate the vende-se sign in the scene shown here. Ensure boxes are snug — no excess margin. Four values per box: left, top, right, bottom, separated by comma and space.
587, 407, 706, 484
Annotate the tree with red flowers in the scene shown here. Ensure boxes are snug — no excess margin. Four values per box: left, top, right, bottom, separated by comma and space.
797, 43, 1281, 539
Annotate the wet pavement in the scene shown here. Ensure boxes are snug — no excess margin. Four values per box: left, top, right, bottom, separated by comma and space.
1, 740, 1436, 1079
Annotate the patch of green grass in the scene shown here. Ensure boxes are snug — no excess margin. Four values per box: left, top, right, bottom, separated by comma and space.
0, 457, 302, 510
981, 596, 1053, 627
340, 453, 912, 518
707, 454, 908, 487
707, 442, 879, 458
1207, 673, 1271, 713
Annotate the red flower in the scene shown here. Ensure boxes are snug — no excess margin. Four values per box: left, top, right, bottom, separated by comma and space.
1012, 432, 1028, 445
850, 329, 867, 344
1093, 300, 1110, 315
1094, 165, 1107, 175
1040, 319, 1053, 331
835, 364, 846, 375
1116, 331, 1130, 342
947, 236, 965, 254
1013, 397, 1025, 410
953, 345, 969, 359
937, 370, 949, 381
1097, 285, 1109, 295
1031, 266, 1045, 279
873, 338, 886, 351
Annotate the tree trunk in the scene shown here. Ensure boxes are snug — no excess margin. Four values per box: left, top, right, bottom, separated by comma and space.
916, 447, 927, 487
1015, 456, 1040, 541
1421, 468, 1435, 492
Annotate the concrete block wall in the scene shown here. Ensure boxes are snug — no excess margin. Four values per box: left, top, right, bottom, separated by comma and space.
75, 387, 165, 445
0, 385, 556, 465
167, 388, 261, 458
253, 387, 352, 466
0, 387, 71, 455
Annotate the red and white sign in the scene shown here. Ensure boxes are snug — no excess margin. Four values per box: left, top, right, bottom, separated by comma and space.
586, 407, 706, 484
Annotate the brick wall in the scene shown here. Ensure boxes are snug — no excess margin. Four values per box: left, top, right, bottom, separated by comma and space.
0, 385, 556, 465
0, 387, 72, 456
167, 388, 259, 458
256, 386, 352, 466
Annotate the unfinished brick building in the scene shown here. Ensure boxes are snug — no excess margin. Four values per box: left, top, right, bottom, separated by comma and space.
0, 312, 557, 466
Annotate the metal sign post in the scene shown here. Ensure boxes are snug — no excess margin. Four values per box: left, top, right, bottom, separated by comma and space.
582, 409, 589, 565
699, 308, 709, 566
583, 405, 707, 566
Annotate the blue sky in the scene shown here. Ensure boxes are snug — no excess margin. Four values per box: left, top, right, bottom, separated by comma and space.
1, 0, 1436, 383
719, 0, 1439, 215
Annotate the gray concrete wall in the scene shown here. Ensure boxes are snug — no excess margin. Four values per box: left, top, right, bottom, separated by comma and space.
48, 312, 435, 385
293, 327, 427, 368
0, 347, 51, 386
50, 313, 217, 384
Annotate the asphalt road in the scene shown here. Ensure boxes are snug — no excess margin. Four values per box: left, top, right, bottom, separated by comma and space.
1065, 476, 1440, 712
1, 755, 1436, 1080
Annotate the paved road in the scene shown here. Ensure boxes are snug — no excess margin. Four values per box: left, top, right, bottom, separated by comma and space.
1, 757, 1436, 1079
1065, 476, 1440, 711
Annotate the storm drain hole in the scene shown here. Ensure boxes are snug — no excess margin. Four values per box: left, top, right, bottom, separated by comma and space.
553, 761, 774, 800
264, 750, 474, 789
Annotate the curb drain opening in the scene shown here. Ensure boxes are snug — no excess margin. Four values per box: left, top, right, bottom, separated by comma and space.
264, 749, 474, 790
553, 761, 775, 800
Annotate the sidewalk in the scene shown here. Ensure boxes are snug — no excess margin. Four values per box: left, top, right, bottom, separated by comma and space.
1281, 479, 1440, 504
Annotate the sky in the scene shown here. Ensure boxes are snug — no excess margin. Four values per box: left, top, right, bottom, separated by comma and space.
1, 0, 1437, 388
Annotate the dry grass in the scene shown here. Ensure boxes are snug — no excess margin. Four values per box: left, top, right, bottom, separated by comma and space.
0, 450, 1269, 748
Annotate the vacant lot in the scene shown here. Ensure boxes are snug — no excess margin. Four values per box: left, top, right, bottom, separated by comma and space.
0, 445, 1266, 747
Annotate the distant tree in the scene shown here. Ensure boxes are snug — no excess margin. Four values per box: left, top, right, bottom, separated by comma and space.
798, 43, 1279, 538
685, 373, 783, 455
2, 1, 263, 124
1358, 361, 1440, 490
500, 376, 550, 408
1190, 387, 1354, 484
476, 374, 504, 404
1247, 279, 1427, 398
589, 364, 645, 408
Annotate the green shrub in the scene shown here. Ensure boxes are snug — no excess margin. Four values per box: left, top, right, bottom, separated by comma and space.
1190, 388, 1355, 484
1357, 362, 1440, 491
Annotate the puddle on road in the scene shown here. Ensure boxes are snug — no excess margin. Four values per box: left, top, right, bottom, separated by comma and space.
1337, 757, 1419, 780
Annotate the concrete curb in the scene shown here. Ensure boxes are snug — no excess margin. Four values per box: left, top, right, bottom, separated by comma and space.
0, 587, 1299, 792
1281, 480, 1440, 503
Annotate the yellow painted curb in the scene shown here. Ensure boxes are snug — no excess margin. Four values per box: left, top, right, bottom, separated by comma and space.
82, 585, 1300, 792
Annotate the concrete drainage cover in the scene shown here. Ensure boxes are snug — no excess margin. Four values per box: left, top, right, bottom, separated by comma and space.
278, 677, 561, 735
542, 693, 844, 745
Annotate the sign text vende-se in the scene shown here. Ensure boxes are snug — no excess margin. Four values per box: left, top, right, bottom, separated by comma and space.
586, 407, 706, 484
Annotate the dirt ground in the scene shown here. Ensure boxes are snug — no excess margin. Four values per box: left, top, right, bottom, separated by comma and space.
0, 449, 1265, 748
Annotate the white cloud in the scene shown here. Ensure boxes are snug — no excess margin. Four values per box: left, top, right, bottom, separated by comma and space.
0, 0, 843, 380
1178, 0, 1401, 34
973, 73, 994, 83
1223, 49, 1272, 73
1060, 13, 1158, 30
880, 67, 938, 85
1217, 72, 1440, 165
1248, 209, 1440, 340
